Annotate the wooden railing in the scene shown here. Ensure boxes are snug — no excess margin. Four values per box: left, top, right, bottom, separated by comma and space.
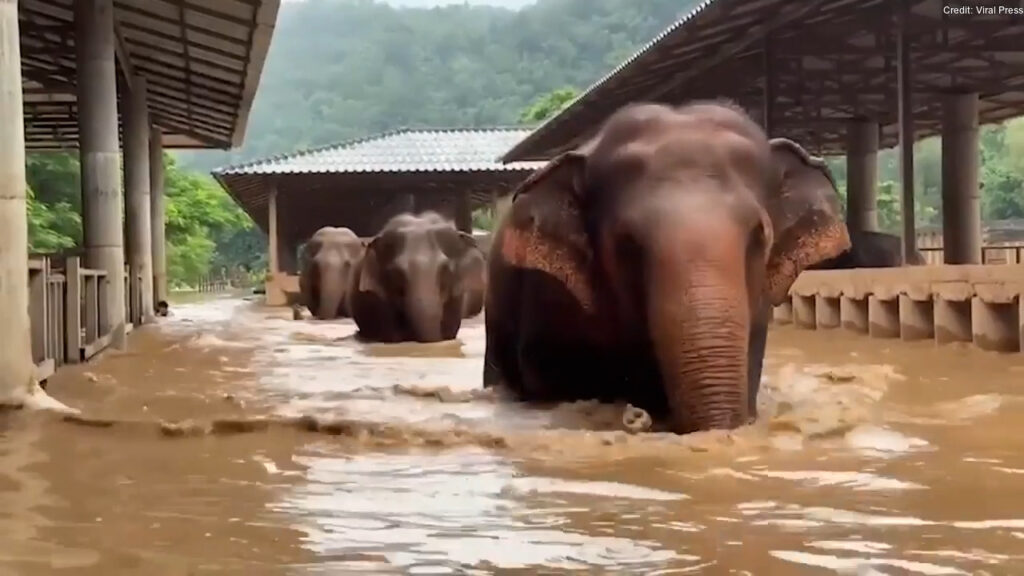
27, 255, 145, 383
196, 276, 230, 293
917, 244, 1024, 265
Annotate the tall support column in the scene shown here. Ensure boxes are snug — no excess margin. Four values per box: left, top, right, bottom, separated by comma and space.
267, 187, 279, 276
150, 126, 167, 304
941, 92, 982, 264
124, 77, 153, 322
76, 0, 126, 347
454, 190, 473, 233
845, 119, 879, 234
0, 0, 35, 403
896, 5, 917, 262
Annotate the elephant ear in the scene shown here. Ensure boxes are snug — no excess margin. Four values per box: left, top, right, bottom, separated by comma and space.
498, 149, 598, 312
763, 138, 852, 305
357, 235, 389, 296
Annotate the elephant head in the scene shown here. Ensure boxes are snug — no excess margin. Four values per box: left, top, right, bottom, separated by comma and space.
507, 101, 849, 433
358, 212, 480, 342
299, 226, 364, 320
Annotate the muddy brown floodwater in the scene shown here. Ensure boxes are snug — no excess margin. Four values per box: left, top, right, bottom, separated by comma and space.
2, 295, 1024, 574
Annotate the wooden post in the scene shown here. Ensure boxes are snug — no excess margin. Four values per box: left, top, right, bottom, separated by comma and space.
454, 190, 473, 233
28, 259, 46, 366
65, 257, 82, 363
268, 186, 279, 277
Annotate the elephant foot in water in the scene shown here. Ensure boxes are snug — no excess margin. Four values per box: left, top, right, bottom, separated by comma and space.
622, 404, 653, 434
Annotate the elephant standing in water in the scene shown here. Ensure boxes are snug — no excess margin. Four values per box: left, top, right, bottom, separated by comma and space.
811, 229, 926, 268
299, 226, 365, 320
349, 212, 486, 343
483, 101, 851, 435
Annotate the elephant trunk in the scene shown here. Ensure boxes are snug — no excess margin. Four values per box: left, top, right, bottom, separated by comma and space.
645, 237, 750, 434
405, 275, 445, 343
314, 257, 345, 320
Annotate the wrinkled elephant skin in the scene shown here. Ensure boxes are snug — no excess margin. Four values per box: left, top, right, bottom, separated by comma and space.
299, 226, 365, 320
483, 101, 851, 435
349, 211, 485, 343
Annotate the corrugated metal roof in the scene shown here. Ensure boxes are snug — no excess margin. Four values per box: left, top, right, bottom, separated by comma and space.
19, 0, 280, 150
213, 127, 546, 175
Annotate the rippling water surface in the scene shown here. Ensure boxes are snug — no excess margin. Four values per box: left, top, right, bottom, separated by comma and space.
2, 295, 1024, 574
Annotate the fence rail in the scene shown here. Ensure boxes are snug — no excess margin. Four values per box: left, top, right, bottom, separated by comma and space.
27, 255, 144, 383
918, 244, 1024, 265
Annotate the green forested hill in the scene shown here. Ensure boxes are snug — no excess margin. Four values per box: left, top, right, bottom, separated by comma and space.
25, 0, 1024, 287
178, 0, 697, 171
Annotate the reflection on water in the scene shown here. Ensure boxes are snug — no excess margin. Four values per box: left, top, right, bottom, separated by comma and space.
1, 295, 1023, 574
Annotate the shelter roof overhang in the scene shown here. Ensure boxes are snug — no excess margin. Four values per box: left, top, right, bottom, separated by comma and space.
213, 127, 546, 238
19, 0, 280, 150
502, 0, 1024, 161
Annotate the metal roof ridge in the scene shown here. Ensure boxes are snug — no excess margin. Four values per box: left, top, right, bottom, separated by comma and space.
213, 125, 536, 175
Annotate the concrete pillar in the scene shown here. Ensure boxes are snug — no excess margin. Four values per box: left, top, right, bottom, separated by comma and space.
124, 77, 154, 322
267, 187, 279, 276
454, 191, 473, 233
941, 92, 982, 265
494, 193, 512, 223
840, 297, 869, 333
815, 295, 841, 329
278, 235, 297, 275
868, 296, 900, 339
76, 0, 126, 348
845, 119, 879, 234
762, 37, 774, 136
896, 10, 917, 263
792, 295, 816, 329
0, 0, 36, 404
150, 126, 167, 305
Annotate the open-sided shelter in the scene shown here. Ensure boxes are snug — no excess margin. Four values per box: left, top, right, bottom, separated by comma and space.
501, 0, 1024, 265
1, 0, 279, 397
213, 127, 545, 305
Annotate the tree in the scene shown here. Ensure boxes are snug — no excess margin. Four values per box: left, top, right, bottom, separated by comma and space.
519, 87, 579, 124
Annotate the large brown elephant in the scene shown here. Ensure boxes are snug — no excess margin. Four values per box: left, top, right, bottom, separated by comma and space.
299, 226, 365, 320
348, 211, 485, 342
482, 101, 852, 434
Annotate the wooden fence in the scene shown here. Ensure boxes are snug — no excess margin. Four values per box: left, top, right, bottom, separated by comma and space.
27, 255, 143, 383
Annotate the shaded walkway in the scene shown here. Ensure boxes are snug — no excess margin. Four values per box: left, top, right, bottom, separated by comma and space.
1, 296, 1024, 573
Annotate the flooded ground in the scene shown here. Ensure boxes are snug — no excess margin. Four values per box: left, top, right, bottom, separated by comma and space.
2, 295, 1024, 574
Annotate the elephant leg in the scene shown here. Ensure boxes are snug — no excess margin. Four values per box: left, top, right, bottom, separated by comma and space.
440, 296, 464, 341
353, 293, 404, 342
746, 299, 772, 419
482, 325, 510, 389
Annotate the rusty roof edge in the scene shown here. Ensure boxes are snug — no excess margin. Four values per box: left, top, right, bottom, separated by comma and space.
212, 126, 539, 176
500, 0, 720, 163
230, 0, 282, 150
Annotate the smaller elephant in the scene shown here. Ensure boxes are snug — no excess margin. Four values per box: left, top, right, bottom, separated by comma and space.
299, 226, 365, 320
812, 229, 925, 269
348, 211, 485, 342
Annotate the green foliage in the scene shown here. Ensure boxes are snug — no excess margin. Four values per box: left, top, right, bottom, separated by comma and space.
827, 117, 1024, 231
176, 0, 699, 172
23, 0, 1024, 283
25, 152, 258, 288
519, 87, 579, 124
